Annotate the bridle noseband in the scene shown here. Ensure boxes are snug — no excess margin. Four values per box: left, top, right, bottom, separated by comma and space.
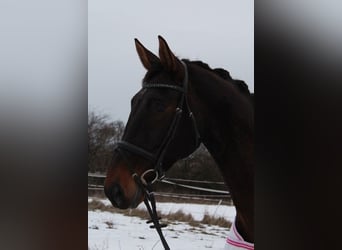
113, 61, 201, 249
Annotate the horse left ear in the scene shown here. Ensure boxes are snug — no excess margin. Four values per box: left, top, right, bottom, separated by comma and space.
158, 35, 183, 73
135, 38, 160, 71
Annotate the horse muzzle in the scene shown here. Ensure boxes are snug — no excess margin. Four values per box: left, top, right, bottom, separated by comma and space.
104, 181, 144, 209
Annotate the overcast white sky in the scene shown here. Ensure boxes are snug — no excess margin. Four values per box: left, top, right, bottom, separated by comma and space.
88, 0, 253, 122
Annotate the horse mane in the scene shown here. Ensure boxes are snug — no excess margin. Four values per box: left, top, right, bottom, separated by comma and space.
143, 59, 254, 104
184, 60, 253, 101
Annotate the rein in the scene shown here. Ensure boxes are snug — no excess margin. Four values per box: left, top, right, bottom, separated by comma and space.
114, 61, 201, 249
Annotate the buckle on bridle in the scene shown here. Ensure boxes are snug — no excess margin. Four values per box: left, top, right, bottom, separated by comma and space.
140, 169, 159, 186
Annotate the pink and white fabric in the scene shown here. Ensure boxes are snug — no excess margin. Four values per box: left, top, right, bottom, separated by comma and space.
224, 220, 254, 250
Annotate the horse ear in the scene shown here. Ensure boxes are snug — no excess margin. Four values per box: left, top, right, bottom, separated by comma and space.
158, 35, 182, 73
134, 38, 160, 70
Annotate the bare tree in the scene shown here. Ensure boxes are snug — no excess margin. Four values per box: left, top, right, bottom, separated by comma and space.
88, 111, 124, 173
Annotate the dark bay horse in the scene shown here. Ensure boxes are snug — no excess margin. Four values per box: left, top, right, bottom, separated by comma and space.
104, 36, 254, 244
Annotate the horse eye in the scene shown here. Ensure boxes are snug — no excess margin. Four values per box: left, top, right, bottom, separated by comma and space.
154, 100, 166, 112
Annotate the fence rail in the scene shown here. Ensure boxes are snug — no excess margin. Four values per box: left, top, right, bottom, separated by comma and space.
88, 173, 225, 185
88, 173, 230, 198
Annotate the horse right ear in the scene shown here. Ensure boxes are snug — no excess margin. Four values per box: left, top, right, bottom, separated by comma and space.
134, 38, 160, 71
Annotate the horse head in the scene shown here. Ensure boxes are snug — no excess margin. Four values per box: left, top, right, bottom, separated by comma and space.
104, 36, 200, 209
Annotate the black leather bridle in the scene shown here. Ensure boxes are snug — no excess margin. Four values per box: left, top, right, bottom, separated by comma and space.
115, 60, 201, 183
114, 61, 201, 249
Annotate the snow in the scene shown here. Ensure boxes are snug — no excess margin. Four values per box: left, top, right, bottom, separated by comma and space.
88, 198, 236, 250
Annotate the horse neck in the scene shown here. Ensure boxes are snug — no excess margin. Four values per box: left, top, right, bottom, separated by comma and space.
189, 64, 254, 241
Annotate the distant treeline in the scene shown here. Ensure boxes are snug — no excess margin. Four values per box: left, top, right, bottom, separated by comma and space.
88, 111, 226, 193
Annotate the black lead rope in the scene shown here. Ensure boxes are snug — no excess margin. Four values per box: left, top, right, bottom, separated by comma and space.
133, 174, 170, 250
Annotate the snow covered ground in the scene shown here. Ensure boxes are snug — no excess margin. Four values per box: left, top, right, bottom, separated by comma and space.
88, 198, 236, 250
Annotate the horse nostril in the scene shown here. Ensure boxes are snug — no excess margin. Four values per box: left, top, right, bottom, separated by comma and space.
108, 184, 124, 207
112, 184, 121, 197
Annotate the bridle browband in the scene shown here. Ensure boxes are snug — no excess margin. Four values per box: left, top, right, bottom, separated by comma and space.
114, 60, 201, 249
